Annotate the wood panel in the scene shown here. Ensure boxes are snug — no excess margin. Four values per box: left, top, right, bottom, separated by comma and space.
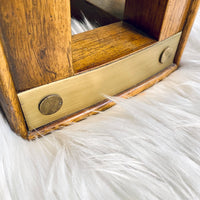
28, 64, 178, 140
0, 0, 73, 92
160, 0, 192, 41
0, 35, 27, 138
72, 22, 156, 73
124, 0, 192, 40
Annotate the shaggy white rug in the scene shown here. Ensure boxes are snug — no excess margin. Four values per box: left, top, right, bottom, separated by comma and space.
1, 11, 200, 200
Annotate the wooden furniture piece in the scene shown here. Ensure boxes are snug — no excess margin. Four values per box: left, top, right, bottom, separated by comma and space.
0, 0, 199, 139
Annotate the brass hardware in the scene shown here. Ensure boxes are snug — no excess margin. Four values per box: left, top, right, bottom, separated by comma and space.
18, 32, 181, 130
39, 94, 63, 115
160, 47, 173, 64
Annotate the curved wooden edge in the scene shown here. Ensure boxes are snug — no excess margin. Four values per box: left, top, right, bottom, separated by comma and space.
28, 64, 177, 140
0, 37, 28, 139
174, 0, 200, 65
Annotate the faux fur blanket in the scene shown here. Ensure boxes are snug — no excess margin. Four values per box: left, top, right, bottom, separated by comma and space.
1, 11, 200, 200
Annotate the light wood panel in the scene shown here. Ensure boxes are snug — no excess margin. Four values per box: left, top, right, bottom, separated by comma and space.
0, 0, 73, 92
72, 22, 156, 73
124, 0, 192, 40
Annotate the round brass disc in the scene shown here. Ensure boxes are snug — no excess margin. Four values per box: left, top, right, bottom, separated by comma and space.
160, 47, 173, 64
39, 94, 63, 115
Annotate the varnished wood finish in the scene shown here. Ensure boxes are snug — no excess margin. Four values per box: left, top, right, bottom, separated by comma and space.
0, 0, 73, 92
0, 37, 27, 138
28, 64, 178, 140
72, 22, 155, 73
124, 0, 192, 40
175, 0, 200, 65
18, 33, 181, 131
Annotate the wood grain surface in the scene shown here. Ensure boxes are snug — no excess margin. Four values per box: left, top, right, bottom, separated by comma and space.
28, 64, 178, 140
0, 35, 27, 138
0, 0, 73, 92
175, 0, 200, 65
124, 0, 192, 40
159, 0, 191, 41
72, 22, 155, 73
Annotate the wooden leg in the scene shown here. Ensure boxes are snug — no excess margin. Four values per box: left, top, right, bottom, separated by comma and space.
0, 39, 27, 138
175, 0, 200, 65
0, 0, 73, 92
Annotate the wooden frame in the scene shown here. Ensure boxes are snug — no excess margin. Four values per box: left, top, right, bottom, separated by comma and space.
0, 0, 199, 139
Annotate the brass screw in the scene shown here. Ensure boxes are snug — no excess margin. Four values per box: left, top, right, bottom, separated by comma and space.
160, 47, 173, 64
39, 94, 63, 115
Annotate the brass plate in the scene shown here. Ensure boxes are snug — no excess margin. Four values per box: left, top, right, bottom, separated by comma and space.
18, 33, 181, 130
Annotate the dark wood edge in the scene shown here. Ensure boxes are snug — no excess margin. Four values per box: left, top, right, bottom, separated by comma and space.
174, 0, 200, 65
28, 64, 177, 140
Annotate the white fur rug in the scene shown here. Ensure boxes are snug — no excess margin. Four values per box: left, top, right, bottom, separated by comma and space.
1, 11, 200, 200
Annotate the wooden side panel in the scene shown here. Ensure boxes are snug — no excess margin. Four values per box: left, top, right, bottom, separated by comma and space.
124, 0, 168, 39
0, 0, 73, 92
159, 0, 192, 41
0, 37, 27, 138
124, 0, 191, 40
72, 22, 156, 73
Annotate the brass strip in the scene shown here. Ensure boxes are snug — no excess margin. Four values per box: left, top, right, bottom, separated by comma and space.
18, 33, 181, 130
